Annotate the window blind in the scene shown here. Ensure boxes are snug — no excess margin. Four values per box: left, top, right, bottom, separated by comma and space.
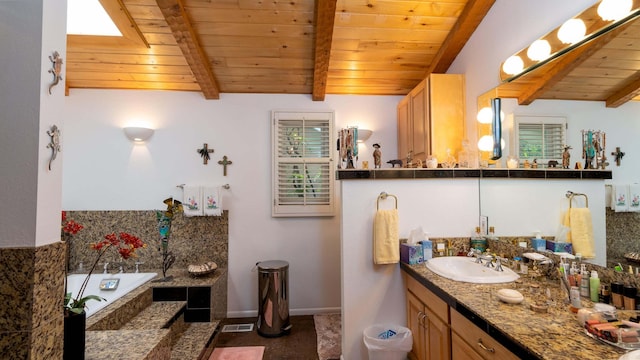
515, 116, 566, 164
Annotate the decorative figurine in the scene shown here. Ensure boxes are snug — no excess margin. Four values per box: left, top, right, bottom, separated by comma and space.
46, 125, 61, 170
547, 160, 559, 168
373, 143, 381, 168
387, 159, 403, 168
48, 51, 63, 95
562, 145, 572, 169
532, 159, 538, 169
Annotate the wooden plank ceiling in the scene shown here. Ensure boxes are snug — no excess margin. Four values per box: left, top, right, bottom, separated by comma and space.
65, 0, 640, 106
65, 0, 492, 100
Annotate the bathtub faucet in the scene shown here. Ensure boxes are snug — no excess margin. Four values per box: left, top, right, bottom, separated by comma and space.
102, 262, 110, 274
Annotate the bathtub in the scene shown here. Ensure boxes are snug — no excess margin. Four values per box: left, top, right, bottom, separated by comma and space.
66, 272, 157, 318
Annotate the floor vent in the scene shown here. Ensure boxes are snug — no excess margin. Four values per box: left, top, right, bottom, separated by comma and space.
221, 323, 255, 333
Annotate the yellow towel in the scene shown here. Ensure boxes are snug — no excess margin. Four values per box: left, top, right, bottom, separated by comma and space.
562, 210, 572, 243
569, 208, 595, 259
373, 209, 399, 264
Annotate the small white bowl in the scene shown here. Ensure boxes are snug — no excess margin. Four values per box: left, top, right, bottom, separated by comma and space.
496, 288, 524, 304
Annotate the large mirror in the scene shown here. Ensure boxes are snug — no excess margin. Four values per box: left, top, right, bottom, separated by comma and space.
477, 1, 640, 268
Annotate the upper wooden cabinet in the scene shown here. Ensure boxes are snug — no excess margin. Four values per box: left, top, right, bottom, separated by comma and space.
397, 74, 465, 166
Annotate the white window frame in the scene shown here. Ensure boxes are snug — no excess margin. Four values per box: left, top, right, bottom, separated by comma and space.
271, 110, 335, 217
513, 115, 567, 165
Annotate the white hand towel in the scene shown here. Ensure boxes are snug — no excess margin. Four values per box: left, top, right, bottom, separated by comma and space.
183, 185, 203, 217
203, 186, 222, 216
613, 184, 629, 212
373, 209, 399, 265
629, 184, 640, 212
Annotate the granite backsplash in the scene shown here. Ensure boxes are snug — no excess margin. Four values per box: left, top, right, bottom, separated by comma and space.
64, 210, 228, 273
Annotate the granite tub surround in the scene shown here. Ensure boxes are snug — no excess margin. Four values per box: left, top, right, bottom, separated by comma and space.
0, 241, 66, 360
606, 208, 640, 267
86, 329, 172, 360
402, 263, 626, 359
65, 210, 229, 272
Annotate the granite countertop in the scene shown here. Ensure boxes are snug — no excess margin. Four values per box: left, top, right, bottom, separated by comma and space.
402, 263, 629, 360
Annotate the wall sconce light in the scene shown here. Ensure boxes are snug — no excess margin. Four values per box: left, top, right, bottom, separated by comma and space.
357, 129, 373, 143
123, 127, 154, 142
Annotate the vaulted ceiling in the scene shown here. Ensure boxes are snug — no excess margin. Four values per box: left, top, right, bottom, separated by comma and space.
65, 0, 640, 107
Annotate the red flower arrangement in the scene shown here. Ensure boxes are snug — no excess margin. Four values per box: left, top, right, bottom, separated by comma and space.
65, 232, 147, 315
62, 211, 84, 241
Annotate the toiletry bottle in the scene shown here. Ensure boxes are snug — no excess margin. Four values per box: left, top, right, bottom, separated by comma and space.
589, 271, 600, 303
571, 286, 582, 308
579, 264, 589, 298
624, 285, 637, 310
612, 282, 624, 309
470, 226, 486, 253
569, 262, 577, 287
599, 284, 611, 304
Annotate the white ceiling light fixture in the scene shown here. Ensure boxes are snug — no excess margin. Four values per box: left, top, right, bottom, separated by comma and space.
476, 107, 493, 124
502, 56, 524, 76
598, 0, 633, 21
67, 0, 122, 36
124, 127, 154, 142
558, 18, 587, 44
527, 40, 551, 61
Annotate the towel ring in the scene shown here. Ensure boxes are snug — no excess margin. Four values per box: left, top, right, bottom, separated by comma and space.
377, 192, 398, 210
566, 191, 588, 208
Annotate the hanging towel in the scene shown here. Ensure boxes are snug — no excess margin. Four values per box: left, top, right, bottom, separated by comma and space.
562, 210, 572, 243
373, 209, 399, 264
629, 184, 640, 212
613, 184, 629, 212
203, 186, 223, 216
183, 185, 203, 217
569, 208, 595, 259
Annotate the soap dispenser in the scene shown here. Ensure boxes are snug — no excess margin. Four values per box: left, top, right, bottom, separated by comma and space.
579, 264, 590, 298
590, 271, 600, 302
470, 227, 487, 252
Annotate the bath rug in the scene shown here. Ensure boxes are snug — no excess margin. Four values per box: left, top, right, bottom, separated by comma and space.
314, 313, 341, 360
209, 346, 265, 360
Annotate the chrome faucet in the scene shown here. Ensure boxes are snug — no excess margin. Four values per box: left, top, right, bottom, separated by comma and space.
494, 257, 507, 272
134, 262, 144, 273
467, 248, 483, 263
102, 262, 110, 274
481, 254, 495, 268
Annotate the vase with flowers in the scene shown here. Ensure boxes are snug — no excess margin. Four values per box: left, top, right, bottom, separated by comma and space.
63, 230, 146, 360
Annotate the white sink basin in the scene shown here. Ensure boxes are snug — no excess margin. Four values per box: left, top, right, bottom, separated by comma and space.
425, 256, 520, 284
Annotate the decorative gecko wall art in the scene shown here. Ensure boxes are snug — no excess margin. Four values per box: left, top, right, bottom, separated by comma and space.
47, 125, 61, 170
48, 51, 63, 94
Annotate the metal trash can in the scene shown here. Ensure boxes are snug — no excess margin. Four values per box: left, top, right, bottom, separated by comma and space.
256, 260, 291, 337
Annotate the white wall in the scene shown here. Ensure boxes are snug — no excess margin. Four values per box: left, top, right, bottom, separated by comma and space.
62, 89, 401, 315
0, 0, 66, 247
341, 179, 480, 359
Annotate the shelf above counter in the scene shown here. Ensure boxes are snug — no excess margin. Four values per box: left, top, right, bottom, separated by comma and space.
336, 168, 612, 180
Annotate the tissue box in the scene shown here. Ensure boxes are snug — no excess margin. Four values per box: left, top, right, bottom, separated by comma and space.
546, 240, 573, 253
400, 243, 423, 264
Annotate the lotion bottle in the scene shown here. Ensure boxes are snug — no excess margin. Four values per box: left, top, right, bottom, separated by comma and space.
590, 271, 600, 302
579, 264, 589, 298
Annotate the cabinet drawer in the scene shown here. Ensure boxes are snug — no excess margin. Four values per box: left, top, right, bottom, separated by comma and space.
452, 332, 484, 360
406, 275, 448, 322
451, 309, 519, 360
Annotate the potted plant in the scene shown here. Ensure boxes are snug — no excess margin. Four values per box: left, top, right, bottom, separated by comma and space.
62, 214, 146, 360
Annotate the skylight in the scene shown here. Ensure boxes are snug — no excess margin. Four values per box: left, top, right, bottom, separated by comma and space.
66, 0, 122, 36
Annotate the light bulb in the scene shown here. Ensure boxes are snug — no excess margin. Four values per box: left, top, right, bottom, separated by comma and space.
527, 40, 551, 61
478, 135, 493, 152
598, 0, 632, 21
502, 56, 524, 75
477, 107, 493, 124
558, 18, 586, 44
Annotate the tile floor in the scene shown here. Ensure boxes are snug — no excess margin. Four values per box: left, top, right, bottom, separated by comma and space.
209, 315, 337, 360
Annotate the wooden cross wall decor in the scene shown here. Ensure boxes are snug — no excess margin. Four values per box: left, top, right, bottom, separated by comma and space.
197, 143, 214, 164
611, 147, 625, 166
218, 155, 233, 176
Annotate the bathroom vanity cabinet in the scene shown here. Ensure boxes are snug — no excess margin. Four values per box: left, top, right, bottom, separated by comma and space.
406, 273, 518, 360
397, 74, 465, 165
405, 274, 450, 360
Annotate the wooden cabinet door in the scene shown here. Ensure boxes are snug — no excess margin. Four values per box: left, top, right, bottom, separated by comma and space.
407, 291, 427, 360
425, 305, 451, 360
429, 74, 465, 163
409, 79, 429, 163
397, 95, 411, 166
451, 333, 484, 360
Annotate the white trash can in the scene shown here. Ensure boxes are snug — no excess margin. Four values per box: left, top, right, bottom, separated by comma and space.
363, 324, 413, 360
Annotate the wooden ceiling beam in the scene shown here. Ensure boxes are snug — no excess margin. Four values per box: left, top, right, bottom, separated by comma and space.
312, 0, 337, 101
517, 23, 631, 106
156, 0, 220, 99
427, 0, 496, 75
606, 73, 640, 108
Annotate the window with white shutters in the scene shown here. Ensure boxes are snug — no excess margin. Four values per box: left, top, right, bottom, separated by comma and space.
514, 115, 567, 165
272, 111, 335, 217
